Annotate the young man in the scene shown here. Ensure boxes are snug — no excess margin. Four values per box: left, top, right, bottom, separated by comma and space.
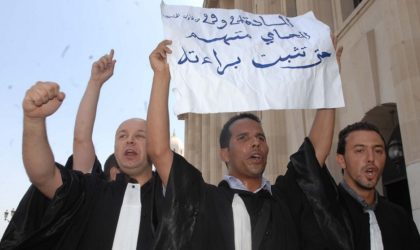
335, 122, 420, 249
0, 82, 162, 250
147, 40, 351, 250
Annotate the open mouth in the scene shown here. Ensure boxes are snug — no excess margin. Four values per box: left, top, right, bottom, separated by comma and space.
250, 154, 262, 160
124, 149, 138, 156
249, 152, 264, 163
365, 167, 377, 179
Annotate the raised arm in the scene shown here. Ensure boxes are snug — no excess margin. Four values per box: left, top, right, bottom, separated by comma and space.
146, 40, 173, 186
73, 50, 116, 173
308, 109, 335, 166
308, 36, 343, 166
22, 81, 65, 198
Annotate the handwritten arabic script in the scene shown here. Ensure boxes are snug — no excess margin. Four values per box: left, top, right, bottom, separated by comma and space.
161, 2, 344, 114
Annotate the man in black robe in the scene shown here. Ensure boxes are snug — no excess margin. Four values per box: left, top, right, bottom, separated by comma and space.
0, 82, 163, 250
292, 121, 420, 250
147, 40, 352, 250
334, 122, 419, 249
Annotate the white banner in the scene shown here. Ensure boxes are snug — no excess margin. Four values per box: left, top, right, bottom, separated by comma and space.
161, 2, 344, 115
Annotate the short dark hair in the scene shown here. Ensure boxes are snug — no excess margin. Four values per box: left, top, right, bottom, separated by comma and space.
337, 121, 386, 155
219, 113, 261, 149
104, 153, 119, 181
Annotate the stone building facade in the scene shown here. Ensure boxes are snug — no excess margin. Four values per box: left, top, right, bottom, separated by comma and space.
179, 0, 420, 227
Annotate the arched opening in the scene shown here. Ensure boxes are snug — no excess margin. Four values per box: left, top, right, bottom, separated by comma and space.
362, 103, 413, 216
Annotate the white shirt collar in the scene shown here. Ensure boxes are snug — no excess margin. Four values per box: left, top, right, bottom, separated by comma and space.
224, 175, 272, 195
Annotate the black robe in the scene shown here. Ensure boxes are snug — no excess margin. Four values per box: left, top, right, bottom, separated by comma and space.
290, 138, 420, 250
338, 184, 420, 250
0, 165, 163, 250
280, 138, 354, 250
153, 139, 353, 250
63, 154, 105, 179
154, 152, 298, 250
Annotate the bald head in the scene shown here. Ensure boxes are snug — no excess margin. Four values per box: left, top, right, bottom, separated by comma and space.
116, 118, 146, 135
114, 118, 151, 183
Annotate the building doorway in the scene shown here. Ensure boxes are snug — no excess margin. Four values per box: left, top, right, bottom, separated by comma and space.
362, 103, 413, 216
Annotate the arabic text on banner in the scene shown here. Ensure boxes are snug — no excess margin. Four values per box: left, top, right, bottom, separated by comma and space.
161, 2, 344, 115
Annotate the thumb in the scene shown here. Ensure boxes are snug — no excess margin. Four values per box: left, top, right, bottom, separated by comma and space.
57, 92, 66, 102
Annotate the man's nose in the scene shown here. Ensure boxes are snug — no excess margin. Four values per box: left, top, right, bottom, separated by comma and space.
366, 149, 374, 163
126, 136, 135, 144
251, 137, 260, 147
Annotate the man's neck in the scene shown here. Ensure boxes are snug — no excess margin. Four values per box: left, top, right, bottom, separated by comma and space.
227, 175, 263, 192
132, 169, 153, 186
359, 189, 376, 206
342, 181, 377, 207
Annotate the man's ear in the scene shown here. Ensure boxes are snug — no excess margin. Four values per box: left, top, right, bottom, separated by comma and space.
336, 154, 346, 170
220, 148, 229, 165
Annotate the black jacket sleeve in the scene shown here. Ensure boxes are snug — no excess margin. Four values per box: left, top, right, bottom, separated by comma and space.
153, 153, 203, 250
285, 137, 354, 250
0, 165, 87, 250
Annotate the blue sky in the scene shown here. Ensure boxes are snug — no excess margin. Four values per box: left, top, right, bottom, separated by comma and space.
0, 0, 203, 214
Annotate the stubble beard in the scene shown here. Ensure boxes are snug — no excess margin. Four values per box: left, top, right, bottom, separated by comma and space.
354, 176, 378, 191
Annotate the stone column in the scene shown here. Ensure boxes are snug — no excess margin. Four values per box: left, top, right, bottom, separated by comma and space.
254, 0, 296, 16
234, 0, 254, 12
386, 0, 420, 227
296, 0, 335, 29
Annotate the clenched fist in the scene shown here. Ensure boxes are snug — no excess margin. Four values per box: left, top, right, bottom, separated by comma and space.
22, 81, 65, 119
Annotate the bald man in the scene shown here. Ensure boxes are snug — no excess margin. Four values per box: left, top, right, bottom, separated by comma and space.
0, 82, 163, 250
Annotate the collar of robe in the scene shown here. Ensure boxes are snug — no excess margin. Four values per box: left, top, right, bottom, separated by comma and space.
340, 181, 379, 211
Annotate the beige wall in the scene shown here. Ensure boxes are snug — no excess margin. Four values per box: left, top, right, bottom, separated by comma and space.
184, 0, 420, 226
332, 0, 420, 226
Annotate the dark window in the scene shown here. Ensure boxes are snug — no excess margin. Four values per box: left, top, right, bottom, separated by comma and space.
353, 0, 363, 8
